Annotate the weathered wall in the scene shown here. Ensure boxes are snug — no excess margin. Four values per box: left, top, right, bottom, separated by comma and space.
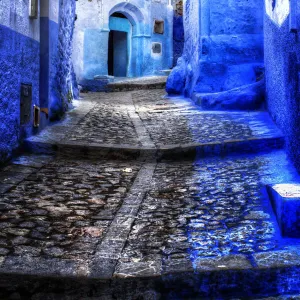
173, 0, 184, 66
0, 0, 77, 164
167, 0, 264, 97
264, 0, 300, 171
0, 0, 40, 163
166, 0, 201, 95
40, 0, 60, 118
73, 0, 173, 85
50, 0, 77, 120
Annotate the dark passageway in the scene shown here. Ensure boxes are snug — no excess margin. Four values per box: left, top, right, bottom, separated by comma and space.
108, 30, 128, 77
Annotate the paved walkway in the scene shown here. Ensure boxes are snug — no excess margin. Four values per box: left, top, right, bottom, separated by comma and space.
25, 89, 284, 159
1, 89, 300, 299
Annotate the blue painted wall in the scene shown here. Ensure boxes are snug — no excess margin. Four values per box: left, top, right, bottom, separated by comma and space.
83, 29, 109, 79
50, 0, 77, 120
173, 14, 184, 66
167, 0, 201, 96
0, 24, 40, 164
264, 1, 300, 171
40, 18, 59, 110
167, 0, 264, 97
0, 0, 77, 164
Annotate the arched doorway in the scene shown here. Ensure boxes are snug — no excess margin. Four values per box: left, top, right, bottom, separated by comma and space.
108, 12, 131, 77
108, 2, 146, 77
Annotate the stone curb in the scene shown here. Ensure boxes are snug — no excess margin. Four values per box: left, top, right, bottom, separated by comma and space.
106, 82, 166, 93
23, 135, 285, 161
1, 248, 300, 298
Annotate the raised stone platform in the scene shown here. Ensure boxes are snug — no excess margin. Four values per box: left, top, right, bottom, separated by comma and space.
24, 90, 284, 160
267, 184, 300, 237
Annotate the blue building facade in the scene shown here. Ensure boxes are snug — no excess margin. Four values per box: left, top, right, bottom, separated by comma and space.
167, 0, 264, 100
0, 0, 77, 164
72, 0, 174, 87
264, 0, 300, 171
173, 0, 184, 66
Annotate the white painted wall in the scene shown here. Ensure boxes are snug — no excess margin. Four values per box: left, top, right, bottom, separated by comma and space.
0, 0, 40, 41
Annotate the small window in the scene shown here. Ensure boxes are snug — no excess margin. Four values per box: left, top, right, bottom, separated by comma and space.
29, 0, 38, 19
154, 20, 164, 34
152, 43, 162, 55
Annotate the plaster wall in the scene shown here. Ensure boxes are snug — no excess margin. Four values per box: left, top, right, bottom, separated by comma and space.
40, 0, 60, 110
72, 0, 173, 84
264, 0, 300, 171
173, 14, 184, 66
167, 0, 264, 97
0, 0, 40, 163
49, 0, 77, 119
0, 0, 77, 164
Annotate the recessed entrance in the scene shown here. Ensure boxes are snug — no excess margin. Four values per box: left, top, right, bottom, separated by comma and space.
108, 12, 131, 77
108, 30, 128, 77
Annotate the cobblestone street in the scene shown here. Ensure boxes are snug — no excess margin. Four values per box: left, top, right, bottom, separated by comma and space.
1, 90, 300, 299
25, 89, 283, 158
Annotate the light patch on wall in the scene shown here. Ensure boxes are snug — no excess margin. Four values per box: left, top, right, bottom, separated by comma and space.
265, 0, 290, 26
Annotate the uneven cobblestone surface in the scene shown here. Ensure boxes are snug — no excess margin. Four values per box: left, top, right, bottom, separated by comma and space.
131, 90, 281, 146
67, 104, 139, 145
25, 89, 283, 157
119, 151, 300, 270
2, 90, 299, 298
0, 157, 140, 261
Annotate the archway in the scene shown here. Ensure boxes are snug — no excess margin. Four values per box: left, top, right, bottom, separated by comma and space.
108, 2, 146, 77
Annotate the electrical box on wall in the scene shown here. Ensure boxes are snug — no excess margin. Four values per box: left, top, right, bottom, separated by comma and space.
20, 84, 32, 125
29, 0, 38, 19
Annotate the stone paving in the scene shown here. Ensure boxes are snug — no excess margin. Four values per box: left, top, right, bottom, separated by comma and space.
1, 150, 300, 298
0, 157, 140, 263
119, 151, 299, 273
25, 89, 284, 159
107, 76, 167, 92
2, 89, 300, 298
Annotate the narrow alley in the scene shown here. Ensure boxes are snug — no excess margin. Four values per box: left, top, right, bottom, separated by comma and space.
1, 87, 300, 298
1, 0, 300, 298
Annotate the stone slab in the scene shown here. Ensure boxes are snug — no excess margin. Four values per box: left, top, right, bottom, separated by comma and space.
267, 184, 300, 237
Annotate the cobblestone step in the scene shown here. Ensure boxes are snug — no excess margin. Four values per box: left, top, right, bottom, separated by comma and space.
23, 90, 285, 161
24, 134, 285, 161
1, 252, 300, 299
106, 76, 167, 92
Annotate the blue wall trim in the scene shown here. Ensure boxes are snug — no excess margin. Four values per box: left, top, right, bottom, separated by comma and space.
40, 17, 59, 109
